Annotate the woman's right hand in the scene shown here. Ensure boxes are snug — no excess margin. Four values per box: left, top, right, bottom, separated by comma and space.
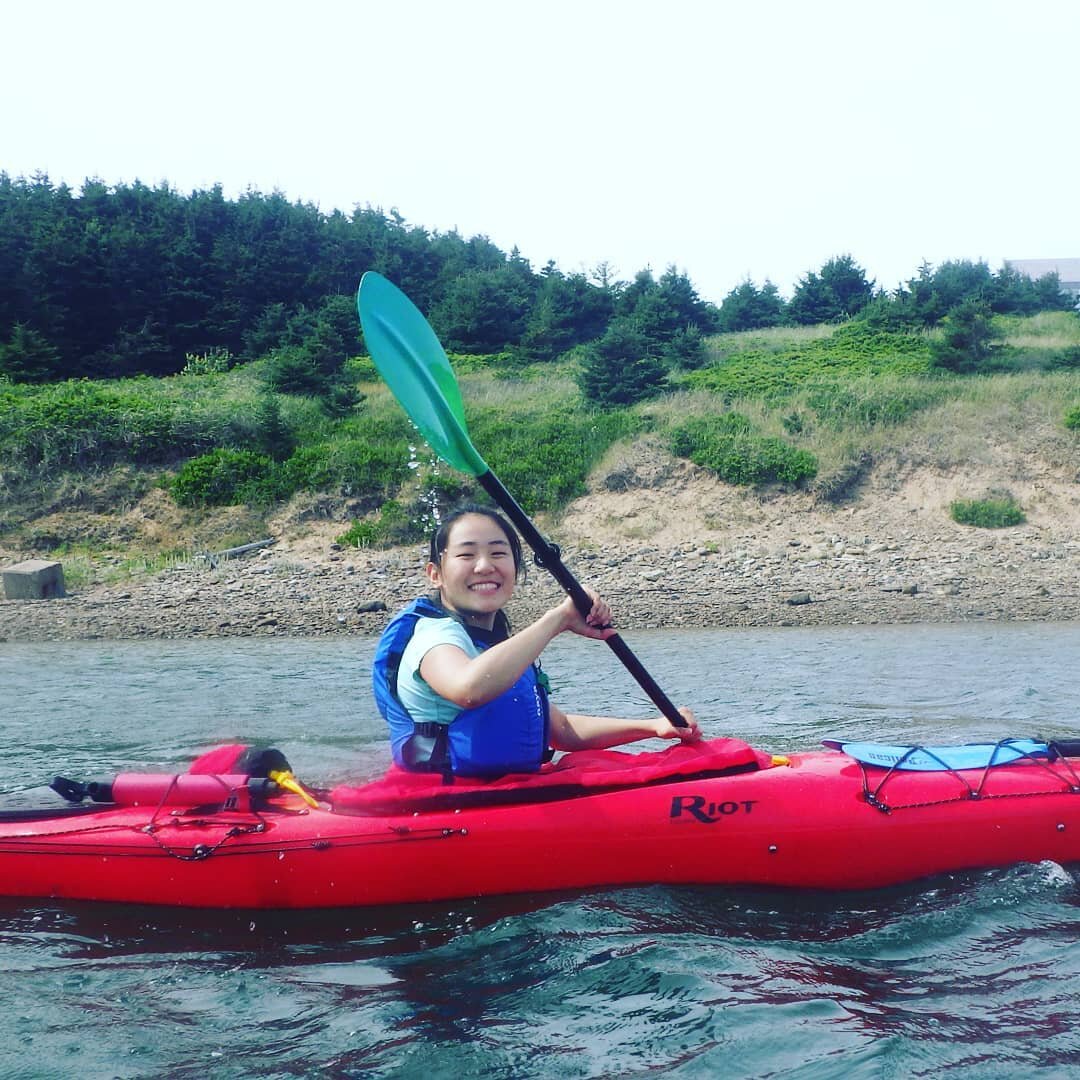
655, 707, 702, 742
554, 589, 615, 641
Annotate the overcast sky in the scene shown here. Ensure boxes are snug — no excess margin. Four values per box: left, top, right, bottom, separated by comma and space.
5, 0, 1077, 303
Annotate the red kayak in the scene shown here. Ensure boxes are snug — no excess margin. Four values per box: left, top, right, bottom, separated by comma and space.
2, 737, 1079, 909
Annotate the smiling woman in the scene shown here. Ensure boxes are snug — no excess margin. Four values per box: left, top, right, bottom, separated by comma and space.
426, 507, 524, 631
371, 505, 701, 779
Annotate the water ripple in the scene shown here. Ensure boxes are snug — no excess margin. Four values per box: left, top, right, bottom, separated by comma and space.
2, 624, 1080, 1076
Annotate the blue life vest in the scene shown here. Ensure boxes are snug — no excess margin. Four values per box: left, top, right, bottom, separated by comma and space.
372, 596, 550, 778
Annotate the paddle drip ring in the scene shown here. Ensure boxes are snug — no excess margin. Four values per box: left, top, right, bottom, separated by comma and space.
532, 542, 561, 570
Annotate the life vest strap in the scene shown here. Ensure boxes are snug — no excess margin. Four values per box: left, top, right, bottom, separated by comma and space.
401, 721, 454, 783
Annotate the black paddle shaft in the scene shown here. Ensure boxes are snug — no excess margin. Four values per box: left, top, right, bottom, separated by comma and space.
477, 470, 687, 728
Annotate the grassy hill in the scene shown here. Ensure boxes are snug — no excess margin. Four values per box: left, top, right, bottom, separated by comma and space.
1, 312, 1078, 589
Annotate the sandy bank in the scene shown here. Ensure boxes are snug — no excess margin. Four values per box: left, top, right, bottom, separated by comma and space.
3, 450, 1078, 642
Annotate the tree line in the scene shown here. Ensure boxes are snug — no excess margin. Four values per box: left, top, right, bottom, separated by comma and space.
716, 255, 1073, 333
0, 173, 716, 384
0, 173, 1073, 392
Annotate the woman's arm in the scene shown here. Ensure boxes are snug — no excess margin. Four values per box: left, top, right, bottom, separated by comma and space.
548, 703, 702, 751
420, 593, 614, 709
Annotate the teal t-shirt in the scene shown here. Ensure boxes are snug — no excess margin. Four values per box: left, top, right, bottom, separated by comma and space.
397, 616, 479, 726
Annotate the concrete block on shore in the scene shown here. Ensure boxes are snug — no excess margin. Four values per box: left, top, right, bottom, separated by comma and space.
2, 560, 67, 600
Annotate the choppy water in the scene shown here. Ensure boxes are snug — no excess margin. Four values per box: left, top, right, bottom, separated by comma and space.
2, 622, 1080, 1078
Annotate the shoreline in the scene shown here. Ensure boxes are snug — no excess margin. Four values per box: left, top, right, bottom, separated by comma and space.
4, 448, 1079, 643
3, 528, 1079, 643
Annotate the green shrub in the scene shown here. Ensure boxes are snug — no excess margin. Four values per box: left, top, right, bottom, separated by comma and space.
336, 519, 382, 548
276, 437, 409, 503
469, 407, 640, 513
669, 416, 817, 486
170, 449, 275, 507
426, 471, 472, 505
707, 411, 754, 436
0, 376, 303, 479
668, 414, 753, 457
1052, 346, 1080, 370
1, 380, 188, 468
949, 496, 1026, 528
447, 351, 508, 374
337, 500, 418, 548
930, 301, 1003, 373
262, 346, 329, 396
342, 355, 379, 382
181, 347, 232, 376
1064, 406, 1080, 431
687, 323, 932, 400
781, 411, 805, 435
803, 379, 944, 429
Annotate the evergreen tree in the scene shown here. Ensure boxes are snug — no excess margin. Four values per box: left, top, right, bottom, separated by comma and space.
614, 268, 658, 319
789, 255, 873, 325
0, 322, 61, 382
819, 255, 874, 317
930, 300, 1002, 372
991, 266, 1073, 315
429, 267, 533, 352
1031, 271, 1072, 311
787, 271, 837, 325
865, 260, 1075, 330
655, 266, 719, 333
717, 279, 787, 331
607, 265, 716, 367
903, 259, 993, 325
514, 270, 614, 362
663, 324, 707, 369
578, 317, 667, 407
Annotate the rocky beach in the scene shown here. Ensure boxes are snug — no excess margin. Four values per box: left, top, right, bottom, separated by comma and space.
3, 447, 1078, 642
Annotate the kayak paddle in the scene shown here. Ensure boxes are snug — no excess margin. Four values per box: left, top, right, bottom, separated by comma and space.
356, 270, 687, 728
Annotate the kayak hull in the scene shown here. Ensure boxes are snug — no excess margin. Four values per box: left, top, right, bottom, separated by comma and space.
3, 750, 1080, 909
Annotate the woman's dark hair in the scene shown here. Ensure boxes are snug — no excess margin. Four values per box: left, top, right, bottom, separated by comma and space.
429, 504, 526, 582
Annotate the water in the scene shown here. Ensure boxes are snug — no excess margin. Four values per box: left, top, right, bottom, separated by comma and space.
2, 622, 1080, 1078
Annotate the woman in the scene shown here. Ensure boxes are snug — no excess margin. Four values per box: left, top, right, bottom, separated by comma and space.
373, 505, 700, 778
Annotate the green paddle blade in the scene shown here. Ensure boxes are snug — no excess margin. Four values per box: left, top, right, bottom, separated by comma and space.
357, 271, 488, 477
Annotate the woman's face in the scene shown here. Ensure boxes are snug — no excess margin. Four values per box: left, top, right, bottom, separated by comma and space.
426, 513, 517, 627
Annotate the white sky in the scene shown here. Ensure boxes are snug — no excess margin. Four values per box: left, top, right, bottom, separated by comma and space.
4, 0, 1078, 303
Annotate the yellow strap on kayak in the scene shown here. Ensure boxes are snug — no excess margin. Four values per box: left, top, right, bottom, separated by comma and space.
269, 769, 319, 808
770, 755, 791, 767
